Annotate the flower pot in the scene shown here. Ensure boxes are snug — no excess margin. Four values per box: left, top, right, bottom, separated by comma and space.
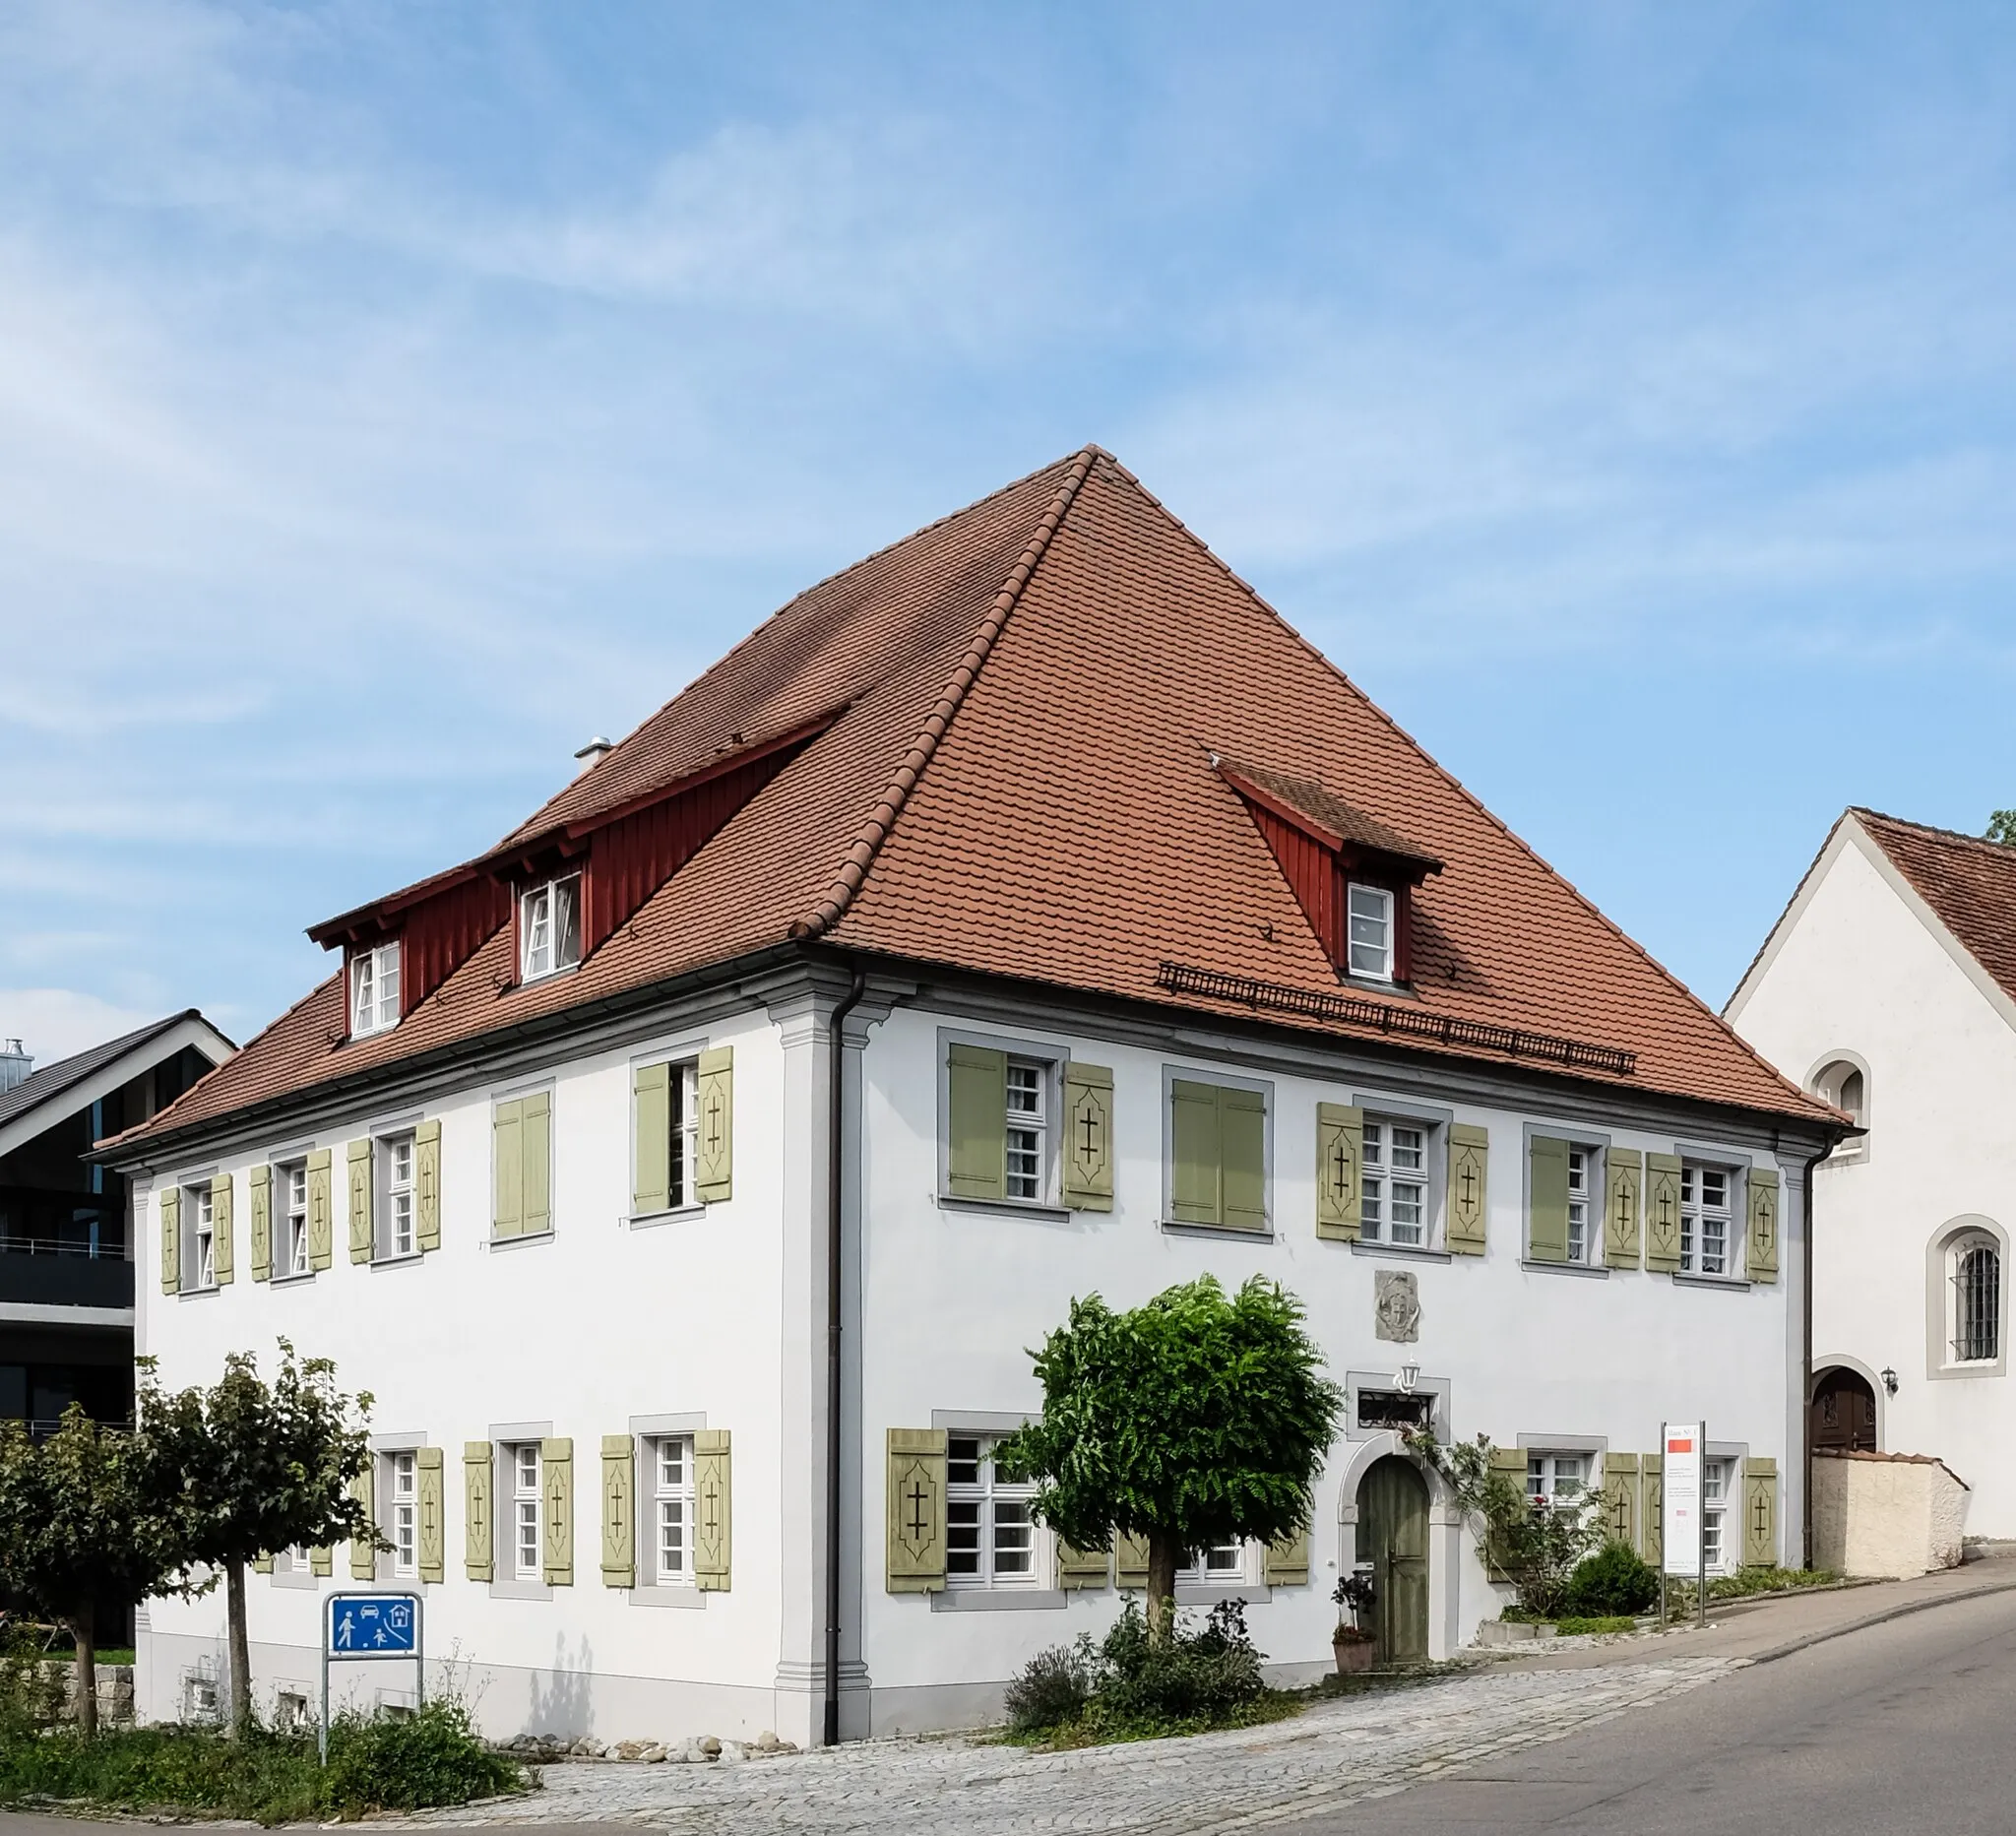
1332, 1635, 1377, 1675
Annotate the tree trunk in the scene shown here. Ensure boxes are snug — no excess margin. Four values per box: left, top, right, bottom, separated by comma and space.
1145, 1531, 1181, 1645
225, 1557, 252, 1741
69, 1614, 98, 1740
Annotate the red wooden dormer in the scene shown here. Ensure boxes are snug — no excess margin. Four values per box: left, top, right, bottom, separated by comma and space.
1214, 755, 1442, 987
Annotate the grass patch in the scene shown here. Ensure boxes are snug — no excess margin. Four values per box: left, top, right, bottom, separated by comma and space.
1710, 1566, 1841, 1599
1549, 1614, 1639, 1636
52, 1648, 135, 1667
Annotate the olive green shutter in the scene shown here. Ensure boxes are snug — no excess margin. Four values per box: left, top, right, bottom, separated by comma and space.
1057, 1542, 1110, 1590
159, 1187, 180, 1294
416, 1447, 445, 1583
310, 1546, 333, 1577
414, 1119, 441, 1252
1062, 1061, 1114, 1211
1747, 1167, 1781, 1283
1316, 1102, 1363, 1240
1528, 1136, 1570, 1264
1446, 1123, 1489, 1254
1485, 1446, 1526, 1577
695, 1047, 733, 1203
347, 1138, 373, 1263
1602, 1452, 1640, 1551
1264, 1526, 1310, 1587
1644, 1154, 1682, 1273
947, 1045, 1007, 1201
253, 1553, 274, 1574
601, 1435, 636, 1587
523, 1093, 552, 1235
306, 1149, 333, 1270
493, 1099, 524, 1237
886, 1427, 946, 1592
1168, 1079, 1221, 1224
1115, 1532, 1150, 1588
540, 1437, 574, 1585
464, 1442, 494, 1582
693, 1428, 732, 1590
1605, 1148, 1643, 1269
1223, 1085, 1268, 1231
248, 1164, 272, 1283
1741, 1457, 1779, 1567
349, 1465, 376, 1580
632, 1062, 671, 1215
1641, 1454, 1664, 1566
211, 1172, 233, 1284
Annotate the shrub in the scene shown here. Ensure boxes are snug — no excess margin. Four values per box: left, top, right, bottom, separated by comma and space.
1559, 1540, 1659, 1618
1003, 1638, 1096, 1734
322, 1697, 519, 1813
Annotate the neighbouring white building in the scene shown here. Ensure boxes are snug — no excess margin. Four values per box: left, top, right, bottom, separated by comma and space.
109, 448, 1839, 1747
1730, 807, 2016, 1535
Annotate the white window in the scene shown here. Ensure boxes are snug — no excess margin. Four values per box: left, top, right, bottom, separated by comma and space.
1678, 1164, 1732, 1276
1347, 882, 1395, 981
667, 1062, 701, 1209
1566, 1147, 1599, 1265
510, 1443, 541, 1580
652, 1436, 694, 1583
186, 1185, 216, 1290
1525, 1452, 1589, 1507
279, 1161, 309, 1278
1813, 1058, 1867, 1161
349, 942, 402, 1037
520, 873, 583, 981
1005, 1058, 1049, 1201
1950, 1235, 2001, 1364
377, 1132, 415, 1259
388, 1451, 416, 1577
1361, 1119, 1427, 1246
1180, 1539, 1246, 1582
1701, 1458, 1735, 1572
945, 1434, 1038, 1587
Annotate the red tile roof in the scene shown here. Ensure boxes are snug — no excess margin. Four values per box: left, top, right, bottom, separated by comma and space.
1852, 808, 2016, 1009
122, 449, 1829, 1147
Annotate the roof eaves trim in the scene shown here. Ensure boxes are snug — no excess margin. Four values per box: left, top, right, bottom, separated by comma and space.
1213, 757, 1443, 876
791, 444, 1102, 940
309, 862, 487, 949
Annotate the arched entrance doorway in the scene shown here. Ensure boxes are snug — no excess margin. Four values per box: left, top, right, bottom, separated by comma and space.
1355, 1455, 1429, 1664
1812, 1365, 1878, 1452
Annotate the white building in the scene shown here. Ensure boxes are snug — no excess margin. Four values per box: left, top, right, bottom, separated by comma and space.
110, 448, 1837, 1746
1729, 807, 2016, 1533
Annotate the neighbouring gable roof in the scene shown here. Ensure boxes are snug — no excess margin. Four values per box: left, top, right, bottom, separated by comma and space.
123, 449, 1829, 1148
0, 1011, 232, 1135
1851, 809, 2016, 1012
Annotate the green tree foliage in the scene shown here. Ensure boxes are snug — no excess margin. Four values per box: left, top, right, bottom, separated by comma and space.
993, 1276, 1344, 1642
135, 1343, 377, 1740
1987, 811, 2016, 846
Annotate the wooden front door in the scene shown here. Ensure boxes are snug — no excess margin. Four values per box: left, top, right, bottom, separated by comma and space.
1812, 1366, 1877, 1452
1356, 1455, 1430, 1664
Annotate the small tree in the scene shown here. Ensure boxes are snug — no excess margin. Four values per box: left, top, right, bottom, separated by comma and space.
136, 1342, 378, 1739
1987, 810, 2016, 846
993, 1276, 1344, 1643
0, 1408, 191, 1737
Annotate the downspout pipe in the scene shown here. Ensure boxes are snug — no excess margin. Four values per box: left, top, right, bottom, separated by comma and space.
1802, 1144, 1826, 1571
825, 965, 866, 1747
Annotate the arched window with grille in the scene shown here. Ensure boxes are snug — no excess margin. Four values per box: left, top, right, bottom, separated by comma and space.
1952, 1236, 2001, 1365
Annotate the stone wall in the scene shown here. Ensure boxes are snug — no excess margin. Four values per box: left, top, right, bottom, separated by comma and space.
1811, 1450, 1970, 1577
37, 1661, 136, 1729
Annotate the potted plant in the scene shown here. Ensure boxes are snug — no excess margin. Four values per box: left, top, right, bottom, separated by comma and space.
1332, 1571, 1377, 1674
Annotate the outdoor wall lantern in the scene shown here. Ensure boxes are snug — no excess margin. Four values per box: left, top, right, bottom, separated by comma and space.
1881, 1366, 1899, 1395
1396, 1361, 1421, 1394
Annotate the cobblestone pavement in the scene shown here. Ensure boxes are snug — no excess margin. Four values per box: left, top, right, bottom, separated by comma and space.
392, 1656, 1741, 1834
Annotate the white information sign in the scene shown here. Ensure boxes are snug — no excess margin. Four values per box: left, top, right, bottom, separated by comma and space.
1661, 1421, 1705, 1579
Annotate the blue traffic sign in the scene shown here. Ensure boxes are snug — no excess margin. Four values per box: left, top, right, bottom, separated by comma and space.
327, 1593, 419, 1657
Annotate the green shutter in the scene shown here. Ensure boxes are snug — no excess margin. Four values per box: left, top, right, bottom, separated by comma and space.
1263, 1525, 1310, 1587
601, 1435, 636, 1587
464, 1443, 494, 1582
1169, 1079, 1223, 1225
492, 1100, 524, 1238
632, 1062, 671, 1216
1446, 1123, 1489, 1255
1316, 1102, 1363, 1241
1528, 1137, 1570, 1264
523, 1092, 552, 1235
1062, 1061, 1114, 1212
1602, 1452, 1640, 1551
1641, 1454, 1664, 1566
253, 1553, 274, 1575
1747, 1167, 1781, 1283
306, 1149, 333, 1270
1115, 1532, 1150, 1589
159, 1187, 180, 1295
947, 1045, 1007, 1201
310, 1546, 332, 1578
1485, 1446, 1526, 1578
1644, 1154, 1682, 1273
349, 1465, 376, 1580
695, 1047, 733, 1203
415, 1119, 441, 1252
248, 1165, 272, 1283
417, 1448, 445, 1584
1057, 1542, 1110, 1590
1222, 1085, 1268, 1232
211, 1173, 234, 1284
694, 1428, 732, 1591
541, 1437, 574, 1585
347, 1138, 373, 1264
886, 1428, 946, 1593
1742, 1457, 1779, 1567
1605, 1148, 1643, 1269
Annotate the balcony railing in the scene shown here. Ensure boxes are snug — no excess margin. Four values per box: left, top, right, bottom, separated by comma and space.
0, 1242, 135, 1309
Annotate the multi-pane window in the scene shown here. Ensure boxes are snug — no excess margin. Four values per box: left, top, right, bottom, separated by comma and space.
1566, 1148, 1595, 1264
378, 1133, 416, 1259
1526, 1452, 1588, 1508
511, 1444, 541, 1580
1678, 1165, 1731, 1276
652, 1436, 694, 1583
521, 873, 583, 981
1701, 1458, 1734, 1571
1181, 1540, 1245, 1582
1005, 1059, 1047, 1201
280, 1161, 309, 1278
945, 1434, 1037, 1587
1347, 883, 1395, 981
349, 942, 402, 1037
1361, 1120, 1427, 1246
389, 1451, 416, 1577
187, 1185, 216, 1290
668, 1063, 700, 1208
1952, 1237, 2001, 1364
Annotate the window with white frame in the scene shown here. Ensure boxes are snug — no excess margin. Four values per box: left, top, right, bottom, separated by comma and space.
509, 1443, 541, 1580
1180, 1538, 1247, 1583
520, 873, 583, 981
1347, 883, 1395, 981
349, 941, 402, 1037
1701, 1458, 1735, 1572
377, 1132, 416, 1259
1950, 1235, 2001, 1364
651, 1436, 694, 1583
387, 1451, 417, 1577
1005, 1058, 1049, 1201
1525, 1452, 1589, 1508
1566, 1147, 1600, 1265
1360, 1118, 1428, 1246
1812, 1058, 1867, 1161
278, 1160, 309, 1278
945, 1434, 1038, 1587
184, 1184, 216, 1291
666, 1062, 701, 1209
1678, 1164, 1732, 1277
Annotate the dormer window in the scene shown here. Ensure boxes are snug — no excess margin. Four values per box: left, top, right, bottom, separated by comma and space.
1347, 883, 1395, 981
521, 872, 583, 982
349, 941, 402, 1037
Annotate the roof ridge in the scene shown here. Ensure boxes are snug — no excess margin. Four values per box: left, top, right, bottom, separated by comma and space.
792, 445, 1102, 939
1853, 804, 2009, 857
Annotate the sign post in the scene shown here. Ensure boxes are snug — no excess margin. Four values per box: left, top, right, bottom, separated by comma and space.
320, 1592, 423, 1764
1660, 1422, 1707, 1629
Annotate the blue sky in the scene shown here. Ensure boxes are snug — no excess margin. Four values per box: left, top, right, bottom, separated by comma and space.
4, 2, 2016, 1064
